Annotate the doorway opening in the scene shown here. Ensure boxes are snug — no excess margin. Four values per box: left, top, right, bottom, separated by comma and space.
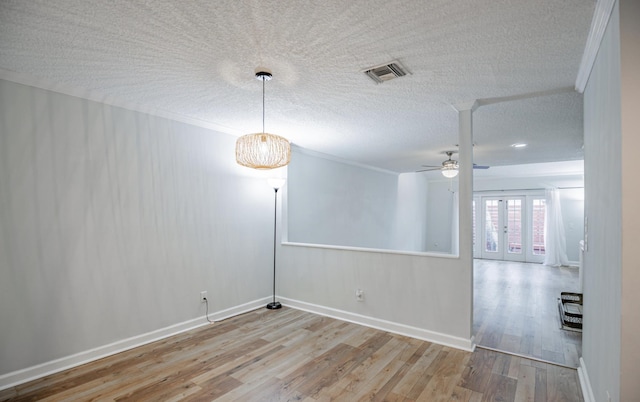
473, 259, 582, 367
471, 190, 583, 368
473, 194, 546, 263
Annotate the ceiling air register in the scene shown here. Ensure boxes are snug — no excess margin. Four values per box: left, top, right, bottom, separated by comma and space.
363, 61, 409, 84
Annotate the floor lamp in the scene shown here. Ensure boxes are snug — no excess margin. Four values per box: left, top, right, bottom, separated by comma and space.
266, 178, 285, 309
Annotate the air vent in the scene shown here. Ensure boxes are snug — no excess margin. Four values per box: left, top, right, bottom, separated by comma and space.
363, 61, 409, 84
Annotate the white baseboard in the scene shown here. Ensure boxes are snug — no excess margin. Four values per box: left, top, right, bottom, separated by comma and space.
1, 296, 475, 391
279, 297, 475, 352
577, 357, 595, 402
0, 297, 270, 391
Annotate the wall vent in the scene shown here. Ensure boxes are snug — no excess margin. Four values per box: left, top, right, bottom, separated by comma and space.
363, 61, 409, 84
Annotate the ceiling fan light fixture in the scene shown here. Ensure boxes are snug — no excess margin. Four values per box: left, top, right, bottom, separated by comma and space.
235, 71, 291, 170
441, 167, 459, 178
441, 152, 459, 177
442, 159, 458, 170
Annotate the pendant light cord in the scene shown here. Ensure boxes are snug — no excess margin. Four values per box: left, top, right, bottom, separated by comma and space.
262, 76, 265, 133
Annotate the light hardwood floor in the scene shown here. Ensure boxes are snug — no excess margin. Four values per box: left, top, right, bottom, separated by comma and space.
1, 307, 583, 401
474, 259, 582, 368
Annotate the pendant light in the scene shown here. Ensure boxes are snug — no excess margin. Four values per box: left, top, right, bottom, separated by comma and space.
235, 72, 291, 169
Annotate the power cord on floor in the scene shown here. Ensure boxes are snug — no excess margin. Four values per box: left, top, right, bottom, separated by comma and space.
203, 297, 215, 324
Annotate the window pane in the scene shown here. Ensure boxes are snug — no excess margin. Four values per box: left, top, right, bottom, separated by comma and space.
532, 199, 546, 255
506, 199, 522, 254
485, 200, 499, 252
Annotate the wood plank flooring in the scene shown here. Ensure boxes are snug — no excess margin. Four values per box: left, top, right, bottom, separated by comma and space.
0, 308, 583, 401
473, 259, 582, 368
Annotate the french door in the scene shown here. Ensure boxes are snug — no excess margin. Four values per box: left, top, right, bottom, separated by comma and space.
480, 197, 525, 261
473, 195, 546, 263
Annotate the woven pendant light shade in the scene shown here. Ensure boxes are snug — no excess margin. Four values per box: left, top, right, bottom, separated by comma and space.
236, 132, 291, 169
235, 71, 291, 170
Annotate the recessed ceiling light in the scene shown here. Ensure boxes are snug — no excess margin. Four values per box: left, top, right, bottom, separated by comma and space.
511, 143, 527, 148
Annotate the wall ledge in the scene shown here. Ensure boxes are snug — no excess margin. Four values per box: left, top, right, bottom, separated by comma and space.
280, 297, 475, 352
0, 298, 270, 391
282, 241, 459, 259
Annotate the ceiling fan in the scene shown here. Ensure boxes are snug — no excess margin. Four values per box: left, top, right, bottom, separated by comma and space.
417, 151, 490, 178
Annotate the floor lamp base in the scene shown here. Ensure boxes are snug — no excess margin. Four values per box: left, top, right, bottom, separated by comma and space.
266, 301, 282, 310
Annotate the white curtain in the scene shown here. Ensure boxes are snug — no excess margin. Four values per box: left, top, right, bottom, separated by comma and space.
543, 188, 569, 266
451, 191, 459, 255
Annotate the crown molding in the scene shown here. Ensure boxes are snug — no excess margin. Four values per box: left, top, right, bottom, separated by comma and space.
575, 0, 617, 93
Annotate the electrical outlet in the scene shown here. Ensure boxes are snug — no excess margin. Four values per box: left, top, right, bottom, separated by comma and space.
355, 289, 364, 302
200, 291, 208, 303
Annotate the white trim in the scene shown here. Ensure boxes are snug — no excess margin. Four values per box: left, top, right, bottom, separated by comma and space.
0, 68, 241, 136
0, 298, 270, 391
476, 87, 575, 107
280, 297, 476, 352
451, 100, 478, 113
291, 144, 398, 176
575, 0, 617, 93
577, 357, 596, 402
282, 241, 459, 259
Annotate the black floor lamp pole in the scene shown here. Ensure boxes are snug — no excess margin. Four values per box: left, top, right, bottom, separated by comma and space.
266, 187, 282, 309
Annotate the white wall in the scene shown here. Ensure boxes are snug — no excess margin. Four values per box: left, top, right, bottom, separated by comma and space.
582, 2, 622, 401
582, 1, 640, 401
560, 187, 585, 263
282, 149, 473, 348
278, 244, 472, 347
287, 148, 401, 250
391, 172, 429, 252
0, 79, 274, 378
425, 180, 457, 253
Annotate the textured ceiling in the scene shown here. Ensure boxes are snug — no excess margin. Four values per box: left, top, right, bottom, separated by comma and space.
0, 0, 594, 172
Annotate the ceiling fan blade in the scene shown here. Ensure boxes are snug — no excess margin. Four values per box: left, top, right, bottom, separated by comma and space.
473, 164, 490, 169
416, 167, 441, 172
420, 164, 441, 168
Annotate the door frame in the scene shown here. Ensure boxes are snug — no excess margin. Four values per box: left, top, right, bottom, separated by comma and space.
473, 191, 546, 263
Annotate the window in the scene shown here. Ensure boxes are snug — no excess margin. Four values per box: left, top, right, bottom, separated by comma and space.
532, 199, 546, 255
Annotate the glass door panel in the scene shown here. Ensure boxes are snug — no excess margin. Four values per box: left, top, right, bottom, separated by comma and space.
480, 196, 525, 262
472, 199, 480, 258
527, 198, 547, 263
482, 199, 502, 259
503, 198, 525, 262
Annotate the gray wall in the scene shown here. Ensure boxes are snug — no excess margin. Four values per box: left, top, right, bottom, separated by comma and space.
282, 149, 473, 346
286, 149, 398, 249
582, 5, 621, 397
582, 1, 640, 400
0, 79, 273, 376
425, 180, 456, 253
391, 172, 429, 252
287, 150, 432, 253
